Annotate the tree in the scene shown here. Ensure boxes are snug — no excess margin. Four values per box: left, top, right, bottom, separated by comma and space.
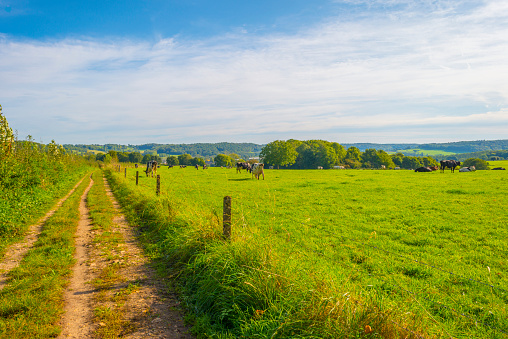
167, 155, 179, 166
107, 150, 119, 163
0, 104, 14, 159
391, 153, 404, 167
260, 140, 297, 169
117, 152, 129, 163
402, 156, 422, 169
128, 152, 143, 163
345, 147, 362, 162
377, 150, 395, 169
462, 158, 489, 170
361, 149, 380, 168
178, 153, 193, 166
331, 142, 346, 164
214, 154, 232, 167
191, 157, 205, 166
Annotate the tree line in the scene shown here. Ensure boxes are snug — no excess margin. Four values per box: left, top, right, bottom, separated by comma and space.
258, 139, 440, 170
85, 150, 208, 167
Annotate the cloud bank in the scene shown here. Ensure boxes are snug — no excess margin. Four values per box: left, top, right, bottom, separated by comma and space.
1, 0, 507, 144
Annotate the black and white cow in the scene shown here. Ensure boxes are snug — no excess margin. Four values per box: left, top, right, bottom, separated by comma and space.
145, 160, 158, 177
236, 162, 251, 173
459, 166, 476, 172
251, 163, 265, 180
440, 160, 461, 173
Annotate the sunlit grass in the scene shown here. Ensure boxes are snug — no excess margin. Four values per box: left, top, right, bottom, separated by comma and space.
0, 173, 91, 338
107, 165, 508, 338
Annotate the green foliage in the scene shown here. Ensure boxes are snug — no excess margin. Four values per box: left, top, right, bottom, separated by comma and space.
167, 155, 179, 166
0, 110, 91, 245
191, 157, 206, 166
260, 140, 298, 168
178, 153, 193, 166
142, 153, 161, 163
462, 158, 490, 170
0, 105, 14, 160
214, 154, 232, 167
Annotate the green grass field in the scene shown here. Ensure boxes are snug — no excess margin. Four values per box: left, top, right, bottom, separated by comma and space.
107, 166, 508, 338
489, 160, 508, 169
393, 149, 458, 157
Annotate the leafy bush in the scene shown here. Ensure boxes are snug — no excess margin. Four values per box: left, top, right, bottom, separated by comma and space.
462, 158, 490, 170
0, 107, 91, 241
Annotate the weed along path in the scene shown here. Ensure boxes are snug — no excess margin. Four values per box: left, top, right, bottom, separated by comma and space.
0, 176, 87, 290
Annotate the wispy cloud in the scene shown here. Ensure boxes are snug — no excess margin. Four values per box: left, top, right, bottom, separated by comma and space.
1, 0, 507, 144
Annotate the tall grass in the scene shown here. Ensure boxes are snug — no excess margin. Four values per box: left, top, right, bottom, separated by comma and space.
0, 135, 92, 253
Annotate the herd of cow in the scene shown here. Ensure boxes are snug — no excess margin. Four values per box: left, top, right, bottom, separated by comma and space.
143, 159, 503, 178
142, 160, 265, 180
415, 160, 477, 173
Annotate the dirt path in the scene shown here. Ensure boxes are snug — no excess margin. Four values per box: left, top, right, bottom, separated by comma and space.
0, 176, 86, 290
58, 176, 96, 338
97, 175, 193, 338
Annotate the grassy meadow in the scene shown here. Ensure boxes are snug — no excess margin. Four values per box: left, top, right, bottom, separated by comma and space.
106, 165, 507, 338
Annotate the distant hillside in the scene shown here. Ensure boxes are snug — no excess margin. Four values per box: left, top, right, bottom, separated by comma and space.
64, 142, 264, 160
342, 139, 508, 153
64, 139, 508, 160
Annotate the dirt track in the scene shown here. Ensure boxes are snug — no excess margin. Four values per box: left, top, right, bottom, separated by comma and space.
0, 173, 193, 338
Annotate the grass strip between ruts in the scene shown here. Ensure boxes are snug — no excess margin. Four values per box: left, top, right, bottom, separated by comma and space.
0, 173, 92, 338
87, 170, 137, 338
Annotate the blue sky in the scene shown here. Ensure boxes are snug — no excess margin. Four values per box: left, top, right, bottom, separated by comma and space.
1, 0, 507, 145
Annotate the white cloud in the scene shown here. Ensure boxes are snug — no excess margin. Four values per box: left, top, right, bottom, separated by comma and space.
1, 0, 508, 144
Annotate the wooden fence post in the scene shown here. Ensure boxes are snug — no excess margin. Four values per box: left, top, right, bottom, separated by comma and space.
136, 171, 139, 185
156, 175, 161, 195
124, 167, 127, 178
223, 196, 232, 239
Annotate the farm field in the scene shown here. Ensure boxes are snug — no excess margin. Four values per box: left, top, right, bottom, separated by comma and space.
107, 166, 508, 338
489, 160, 508, 169
392, 149, 458, 157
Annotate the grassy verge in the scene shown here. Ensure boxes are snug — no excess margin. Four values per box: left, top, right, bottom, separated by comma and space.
0, 173, 91, 338
0, 162, 93, 255
86, 170, 138, 338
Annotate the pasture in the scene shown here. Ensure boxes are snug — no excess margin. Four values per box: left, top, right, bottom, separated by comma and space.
489, 160, 508, 169
107, 166, 507, 338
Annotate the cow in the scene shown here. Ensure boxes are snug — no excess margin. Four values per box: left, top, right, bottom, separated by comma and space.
429, 166, 439, 171
236, 162, 251, 173
415, 167, 432, 172
145, 160, 157, 177
251, 163, 265, 180
459, 166, 476, 172
195, 164, 199, 170
492, 167, 506, 170
440, 160, 461, 173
